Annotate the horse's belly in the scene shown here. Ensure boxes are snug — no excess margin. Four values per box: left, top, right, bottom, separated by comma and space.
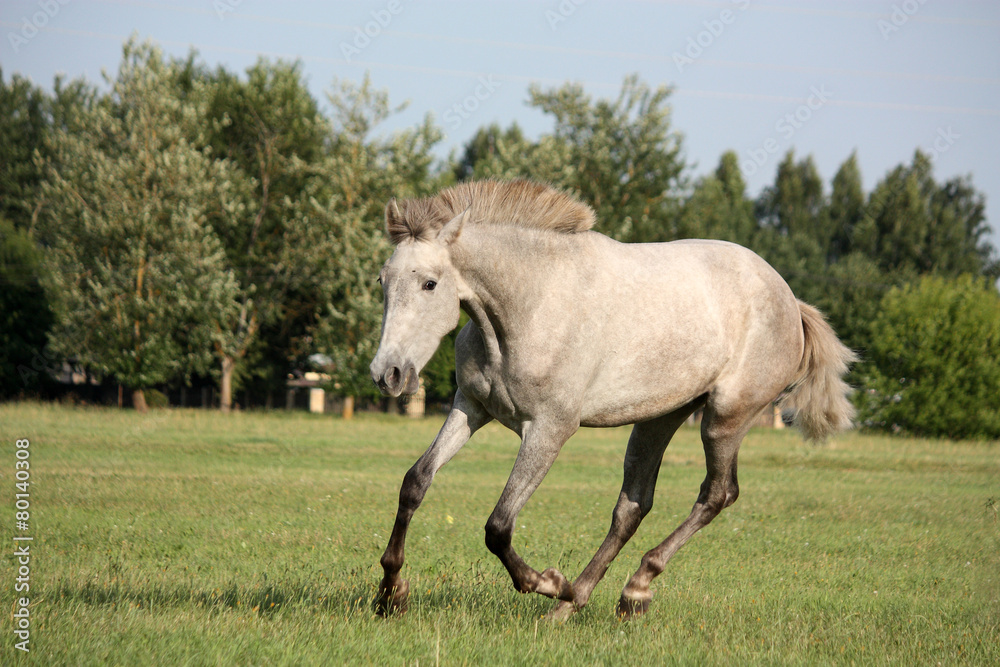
578, 352, 722, 427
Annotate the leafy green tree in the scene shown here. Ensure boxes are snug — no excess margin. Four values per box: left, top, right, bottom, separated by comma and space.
35, 40, 241, 411
930, 175, 999, 279
854, 151, 934, 275
677, 151, 755, 245
462, 74, 687, 242
0, 68, 96, 402
462, 128, 576, 190
826, 151, 865, 263
756, 151, 826, 240
286, 190, 385, 412
855, 151, 997, 279
452, 123, 525, 183
753, 151, 829, 302
810, 252, 896, 358
0, 69, 48, 230
859, 275, 1000, 439
531, 74, 686, 242
198, 57, 331, 410
0, 217, 54, 397
293, 75, 444, 415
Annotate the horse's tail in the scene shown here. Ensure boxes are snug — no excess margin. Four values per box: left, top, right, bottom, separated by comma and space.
780, 301, 858, 441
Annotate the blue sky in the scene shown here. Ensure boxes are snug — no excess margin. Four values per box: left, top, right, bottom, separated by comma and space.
3, 0, 999, 248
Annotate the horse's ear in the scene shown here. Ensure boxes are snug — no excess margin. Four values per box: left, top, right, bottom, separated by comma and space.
437, 206, 470, 245
384, 198, 403, 237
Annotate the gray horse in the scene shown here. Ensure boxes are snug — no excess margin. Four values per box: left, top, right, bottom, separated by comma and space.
369, 179, 856, 620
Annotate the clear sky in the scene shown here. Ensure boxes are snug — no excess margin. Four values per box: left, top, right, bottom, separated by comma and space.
3, 0, 999, 248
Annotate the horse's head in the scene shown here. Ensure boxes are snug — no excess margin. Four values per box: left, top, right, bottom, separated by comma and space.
369, 202, 468, 397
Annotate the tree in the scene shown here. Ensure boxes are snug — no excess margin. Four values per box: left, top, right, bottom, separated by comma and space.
930, 175, 999, 279
809, 251, 894, 358
0, 217, 54, 398
677, 151, 755, 245
293, 75, 444, 416
461, 127, 575, 191
452, 122, 526, 183
0, 70, 67, 400
826, 151, 865, 263
35, 40, 241, 411
0, 69, 48, 230
752, 151, 832, 306
855, 151, 998, 279
859, 275, 1000, 439
531, 74, 687, 242
199, 57, 332, 411
460, 74, 688, 242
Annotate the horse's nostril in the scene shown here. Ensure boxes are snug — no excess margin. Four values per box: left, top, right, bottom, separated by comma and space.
388, 366, 401, 388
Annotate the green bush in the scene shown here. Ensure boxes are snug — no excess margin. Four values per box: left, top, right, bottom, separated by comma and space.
859, 275, 1000, 439
145, 389, 170, 409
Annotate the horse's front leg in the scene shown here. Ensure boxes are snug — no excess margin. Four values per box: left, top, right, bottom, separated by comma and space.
484, 418, 578, 602
375, 391, 491, 617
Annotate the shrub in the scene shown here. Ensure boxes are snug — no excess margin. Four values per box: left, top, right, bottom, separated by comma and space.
859, 275, 1000, 439
145, 389, 170, 409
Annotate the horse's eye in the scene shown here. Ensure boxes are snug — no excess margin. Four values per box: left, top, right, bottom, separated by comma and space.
422, 280, 437, 291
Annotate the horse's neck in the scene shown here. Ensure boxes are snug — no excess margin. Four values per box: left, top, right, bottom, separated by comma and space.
453, 226, 572, 363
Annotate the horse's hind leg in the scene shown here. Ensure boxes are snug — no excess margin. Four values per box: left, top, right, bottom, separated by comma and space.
374, 390, 491, 617
617, 405, 751, 618
547, 408, 694, 621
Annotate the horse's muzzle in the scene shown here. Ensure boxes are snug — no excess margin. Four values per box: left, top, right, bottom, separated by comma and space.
370, 360, 419, 397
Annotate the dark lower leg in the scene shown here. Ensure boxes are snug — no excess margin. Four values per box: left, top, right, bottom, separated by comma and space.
485, 513, 575, 601
374, 468, 425, 615
618, 421, 744, 617
618, 500, 720, 615
374, 396, 488, 616
484, 422, 577, 602
546, 491, 643, 621
548, 411, 690, 620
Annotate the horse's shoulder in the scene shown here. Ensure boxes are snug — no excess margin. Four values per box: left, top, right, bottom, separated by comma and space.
455, 322, 492, 401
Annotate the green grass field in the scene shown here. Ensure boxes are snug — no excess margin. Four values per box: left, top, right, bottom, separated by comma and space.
1, 402, 998, 665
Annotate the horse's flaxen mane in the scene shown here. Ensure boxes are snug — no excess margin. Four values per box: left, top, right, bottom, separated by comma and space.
384, 179, 596, 245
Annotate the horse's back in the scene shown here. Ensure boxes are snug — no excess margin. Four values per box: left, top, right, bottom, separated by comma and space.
583, 235, 800, 344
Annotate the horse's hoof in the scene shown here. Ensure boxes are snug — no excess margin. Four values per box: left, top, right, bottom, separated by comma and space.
616, 593, 650, 619
374, 578, 410, 617
536, 567, 575, 602
545, 600, 578, 623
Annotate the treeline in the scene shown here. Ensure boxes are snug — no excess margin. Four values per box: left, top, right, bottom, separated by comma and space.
1, 39, 998, 438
